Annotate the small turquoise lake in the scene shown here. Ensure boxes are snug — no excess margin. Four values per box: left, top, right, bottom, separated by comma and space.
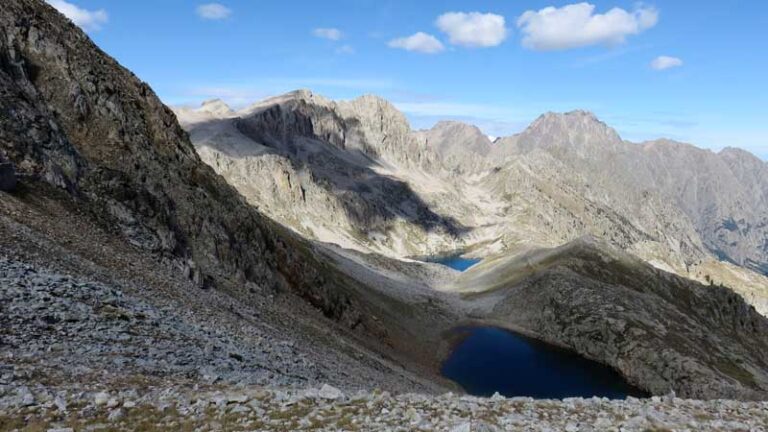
432, 256, 481, 272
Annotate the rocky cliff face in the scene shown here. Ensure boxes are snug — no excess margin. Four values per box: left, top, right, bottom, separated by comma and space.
0, 0, 407, 355
492, 112, 768, 276
179, 91, 471, 258
640, 141, 768, 275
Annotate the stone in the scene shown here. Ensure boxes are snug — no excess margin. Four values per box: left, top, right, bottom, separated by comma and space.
94, 391, 110, 406
474, 421, 498, 432
12, 386, 35, 407
490, 392, 505, 401
318, 384, 343, 400
226, 393, 248, 404
107, 408, 124, 421
230, 405, 250, 414
54, 396, 67, 412
451, 422, 471, 432
664, 390, 677, 403
405, 407, 422, 424
593, 417, 613, 429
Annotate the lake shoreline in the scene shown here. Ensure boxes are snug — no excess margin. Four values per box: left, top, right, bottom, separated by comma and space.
440, 325, 649, 400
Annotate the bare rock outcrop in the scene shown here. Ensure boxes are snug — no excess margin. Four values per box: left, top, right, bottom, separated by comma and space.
455, 237, 768, 400
179, 90, 468, 258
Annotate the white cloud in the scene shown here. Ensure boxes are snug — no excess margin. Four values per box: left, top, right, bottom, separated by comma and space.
46, 0, 108, 32
388, 32, 445, 54
196, 3, 232, 20
651, 55, 683, 70
517, 3, 658, 51
435, 12, 508, 47
313, 28, 343, 41
336, 45, 355, 55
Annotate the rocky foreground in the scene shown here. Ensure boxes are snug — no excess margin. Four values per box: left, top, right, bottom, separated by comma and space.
1, 254, 766, 431
2, 385, 767, 431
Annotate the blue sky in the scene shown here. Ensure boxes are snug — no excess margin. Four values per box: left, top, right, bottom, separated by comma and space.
49, 0, 767, 159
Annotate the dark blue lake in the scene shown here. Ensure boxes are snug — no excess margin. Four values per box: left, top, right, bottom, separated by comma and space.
433, 256, 481, 272
442, 327, 647, 399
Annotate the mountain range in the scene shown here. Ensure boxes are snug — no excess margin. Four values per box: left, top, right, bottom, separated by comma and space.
177, 91, 768, 315
2, 0, 768, 428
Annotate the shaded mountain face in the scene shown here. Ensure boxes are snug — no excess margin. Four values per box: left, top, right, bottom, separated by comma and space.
0, 0, 405, 344
456, 237, 768, 400
1, 0, 255, 281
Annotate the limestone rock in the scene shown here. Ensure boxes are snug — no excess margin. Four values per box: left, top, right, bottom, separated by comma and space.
318, 384, 343, 400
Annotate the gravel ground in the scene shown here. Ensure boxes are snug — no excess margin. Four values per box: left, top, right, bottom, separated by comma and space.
0, 256, 318, 390
2, 385, 767, 431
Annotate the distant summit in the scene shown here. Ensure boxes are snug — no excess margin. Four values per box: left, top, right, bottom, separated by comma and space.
199, 98, 234, 116
514, 110, 622, 153
419, 120, 492, 158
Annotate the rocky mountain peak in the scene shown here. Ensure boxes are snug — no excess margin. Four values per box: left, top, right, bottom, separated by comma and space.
351, 93, 398, 109
338, 94, 412, 133
421, 121, 492, 159
719, 146, 766, 164
529, 110, 614, 136
336, 94, 415, 147
280, 89, 334, 107
240, 89, 333, 115
513, 109, 622, 154
173, 99, 235, 126
431, 120, 485, 134
199, 99, 234, 116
